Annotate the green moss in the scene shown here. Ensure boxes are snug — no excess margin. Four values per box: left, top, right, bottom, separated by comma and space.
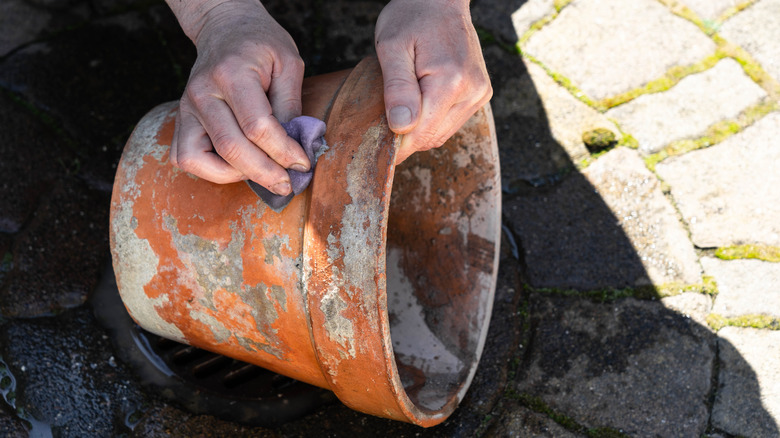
715, 245, 780, 262
507, 392, 629, 437
518, 13, 558, 47
654, 276, 718, 298
527, 284, 658, 302
527, 278, 717, 303
522, 55, 598, 108
643, 99, 778, 169
597, 54, 723, 110
715, 40, 780, 98
582, 128, 617, 153
553, 0, 574, 12
707, 313, 780, 331
716, 1, 757, 24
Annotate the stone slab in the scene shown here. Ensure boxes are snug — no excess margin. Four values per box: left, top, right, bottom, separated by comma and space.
0, 93, 76, 234
712, 327, 780, 437
525, 61, 614, 165
680, 0, 742, 21
522, 0, 716, 101
0, 0, 90, 57
515, 294, 715, 436
505, 147, 700, 290
0, 177, 109, 318
505, 170, 647, 290
720, 0, 780, 83
583, 147, 701, 285
655, 111, 780, 247
0, 12, 186, 187
703, 257, 780, 318
487, 401, 582, 437
662, 292, 713, 327
606, 58, 767, 154
471, 0, 532, 44
483, 45, 577, 188
511, 0, 555, 39
1, 308, 147, 437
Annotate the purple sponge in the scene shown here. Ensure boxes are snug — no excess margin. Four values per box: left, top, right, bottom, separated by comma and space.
246, 116, 327, 212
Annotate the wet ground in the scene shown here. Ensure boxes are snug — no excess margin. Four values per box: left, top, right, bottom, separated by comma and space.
2, 0, 780, 436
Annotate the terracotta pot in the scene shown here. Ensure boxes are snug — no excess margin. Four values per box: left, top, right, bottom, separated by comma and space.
110, 57, 501, 427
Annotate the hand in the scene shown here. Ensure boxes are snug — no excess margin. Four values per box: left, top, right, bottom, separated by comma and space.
166, 0, 309, 196
374, 0, 492, 164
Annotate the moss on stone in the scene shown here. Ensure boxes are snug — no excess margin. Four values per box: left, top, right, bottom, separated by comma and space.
521, 54, 598, 109
507, 391, 629, 437
715, 245, 780, 262
707, 313, 780, 331
643, 100, 778, 170
654, 276, 718, 298
553, 0, 574, 13
597, 53, 723, 110
582, 128, 618, 153
527, 278, 716, 303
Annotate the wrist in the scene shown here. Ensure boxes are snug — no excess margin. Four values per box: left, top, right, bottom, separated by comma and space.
166, 0, 260, 43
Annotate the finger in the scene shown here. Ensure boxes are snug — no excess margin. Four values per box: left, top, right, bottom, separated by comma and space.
170, 106, 181, 168
267, 54, 304, 123
174, 106, 246, 184
221, 74, 310, 173
376, 38, 422, 134
394, 73, 454, 162
195, 97, 293, 195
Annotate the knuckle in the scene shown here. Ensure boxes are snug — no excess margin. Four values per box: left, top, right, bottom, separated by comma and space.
211, 59, 238, 85
211, 133, 243, 162
241, 116, 273, 145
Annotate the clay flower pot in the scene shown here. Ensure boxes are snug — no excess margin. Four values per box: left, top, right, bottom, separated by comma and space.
110, 57, 501, 427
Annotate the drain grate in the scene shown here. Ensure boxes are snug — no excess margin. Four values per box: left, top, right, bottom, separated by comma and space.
140, 330, 312, 400
93, 263, 335, 427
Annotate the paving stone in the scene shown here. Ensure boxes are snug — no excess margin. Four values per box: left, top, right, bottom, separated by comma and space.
720, 0, 780, 83
0, 0, 51, 57
504, 172, 645, 290
487, 401, 582, 437
712, 327, 780, 437
515, 294, 715, 437
661, 292, 713, 327
0, 92, 76, 234
606, 58, 767, 154
0, 0, 90, 57
0, 11, 185, 187
703, 257, 780, 318
583, 147, 701, 285
483, 45, 577, 188
0, 415, 28, 437
522, 0, 716, 101
0, 177, 110, 318
655, 111, 780, 247
511, 0, 555, 39
505, 147, 699, 290
525, 61, 614, 166
471, 0, 531, 44
131, 405, 277, 438
0, 307, 147, 437
680, 0, 742, 21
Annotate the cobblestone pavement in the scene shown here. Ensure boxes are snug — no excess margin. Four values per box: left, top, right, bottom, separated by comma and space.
1, 0, 779, 436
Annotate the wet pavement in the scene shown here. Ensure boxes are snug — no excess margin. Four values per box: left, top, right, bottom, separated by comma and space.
1, 0, 779, 436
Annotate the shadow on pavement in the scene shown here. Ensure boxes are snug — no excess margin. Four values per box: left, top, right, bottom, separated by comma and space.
0, 0, 776, 436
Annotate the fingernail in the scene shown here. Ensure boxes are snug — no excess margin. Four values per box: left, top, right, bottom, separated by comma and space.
290, 163, 309, 173
272, 181, 292, 196
389, 106, 412, 130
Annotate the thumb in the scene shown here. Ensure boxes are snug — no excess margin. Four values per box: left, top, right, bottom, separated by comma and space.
376, 47, 422, 134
